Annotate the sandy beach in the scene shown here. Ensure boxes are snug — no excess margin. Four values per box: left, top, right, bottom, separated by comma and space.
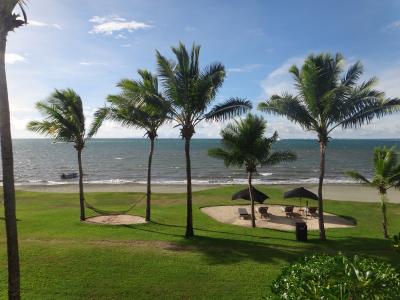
15, 183, 400, 203
201, 204, 355, 231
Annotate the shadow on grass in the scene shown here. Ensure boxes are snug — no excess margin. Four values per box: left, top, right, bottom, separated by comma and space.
153, 220, 301, 242
121, 220, 397, 266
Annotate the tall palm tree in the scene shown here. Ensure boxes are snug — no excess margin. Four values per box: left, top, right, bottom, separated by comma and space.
27, 89, 87, 221
258, 53, 400, 240
208, 114, 296, 227
0, 1, 26, 298
157, 42, 252, 238
89, 69, 168, 222
347, 147, 400, 238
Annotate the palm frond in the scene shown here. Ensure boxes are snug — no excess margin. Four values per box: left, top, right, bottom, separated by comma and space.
88, 107, 109, 137
264, 151, 297, 166
346, 171, 372, 185
204, 98, 252, 122
258, 94, 316, 130
341, 61, 363, 87
27, 89, 86, 145
208, 114, 296, 173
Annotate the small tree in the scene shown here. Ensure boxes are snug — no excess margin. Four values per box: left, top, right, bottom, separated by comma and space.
157, 42, 252, 237
90, 69, 168, 222
208, 114, 296, 227
27, 89, 88, 221
347, 147, 400, 238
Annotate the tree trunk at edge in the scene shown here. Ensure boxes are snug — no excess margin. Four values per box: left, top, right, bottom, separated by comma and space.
0, 34, 20, 300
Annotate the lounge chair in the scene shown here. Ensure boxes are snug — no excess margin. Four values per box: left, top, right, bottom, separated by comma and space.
306, 207, 318, 218
238, 208, 251, 220
283, 205, 294, 218
258, 206, 269, 219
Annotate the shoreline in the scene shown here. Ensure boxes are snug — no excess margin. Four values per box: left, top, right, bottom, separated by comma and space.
14, 182, 400, 203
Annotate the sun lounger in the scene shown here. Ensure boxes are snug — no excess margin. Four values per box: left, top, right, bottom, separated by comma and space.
238, 208, 251, 220
282, 205, 294, 218
306, 207, 318, 218
258, 206, 269, 219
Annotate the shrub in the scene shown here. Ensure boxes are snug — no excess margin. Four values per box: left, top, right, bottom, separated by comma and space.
271, 254, 400, 300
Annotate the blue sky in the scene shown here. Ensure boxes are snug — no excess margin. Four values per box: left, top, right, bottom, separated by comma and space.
6, 0, 400, 138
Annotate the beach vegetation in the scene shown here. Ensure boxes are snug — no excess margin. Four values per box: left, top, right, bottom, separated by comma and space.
258, 53, 400, 240
89, 69, 168, 222
271, 253, 400, 299
208, 114, 296, 227
156, 42, 252, 238
347, 146, 400, 238
27, 89, 89, 222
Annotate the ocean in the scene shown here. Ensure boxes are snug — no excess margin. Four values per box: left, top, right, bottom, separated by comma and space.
2, 139, 400, 186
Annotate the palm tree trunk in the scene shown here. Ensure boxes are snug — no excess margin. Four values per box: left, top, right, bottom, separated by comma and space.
145, 137, 155, 222
317, 142, 326, 240
77, 148, 85, 221
184, 137, 194, 238
248, 172, 256, 227
0, 34, 20, 300
380, 192, 389, 238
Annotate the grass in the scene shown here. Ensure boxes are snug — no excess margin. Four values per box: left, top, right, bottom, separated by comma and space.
0, 185, 399, 299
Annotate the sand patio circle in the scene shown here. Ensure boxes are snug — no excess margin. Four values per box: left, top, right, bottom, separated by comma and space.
201, 204, 355, 231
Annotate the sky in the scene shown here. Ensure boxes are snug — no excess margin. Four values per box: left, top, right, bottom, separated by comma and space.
5, 0, 400, 139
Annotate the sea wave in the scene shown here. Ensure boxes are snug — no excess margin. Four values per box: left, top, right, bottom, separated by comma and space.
9, 177, 356, 186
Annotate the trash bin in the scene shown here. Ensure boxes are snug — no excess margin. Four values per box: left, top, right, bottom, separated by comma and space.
296, 222, 307, 241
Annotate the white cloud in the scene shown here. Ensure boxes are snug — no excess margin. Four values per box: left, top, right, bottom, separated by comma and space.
260, 56, 304, 98
29, 20, 62, 29
122, 43, 132, 48
79, 61, 108, 67
5, 53, 25, 64
228, 64, 262, 73
376, 66, 400, 98
384, 20, 400, 31
89, 15, 152, 35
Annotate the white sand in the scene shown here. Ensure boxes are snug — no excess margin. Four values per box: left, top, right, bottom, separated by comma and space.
85, 214, 147, 225
201, 205, 355, 231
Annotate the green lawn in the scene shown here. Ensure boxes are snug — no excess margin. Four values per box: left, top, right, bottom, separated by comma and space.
1, 185, 399, 299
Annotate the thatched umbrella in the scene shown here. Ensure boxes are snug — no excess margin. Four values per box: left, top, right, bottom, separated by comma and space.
232, 186, 269, 204
284, 187, 318, 207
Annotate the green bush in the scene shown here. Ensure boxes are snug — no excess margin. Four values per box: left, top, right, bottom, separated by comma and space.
271, 254, 400, 300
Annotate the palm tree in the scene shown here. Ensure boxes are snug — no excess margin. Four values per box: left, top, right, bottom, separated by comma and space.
89, 69, 168, 222
0, 1, 26, 298
258, 53, 400, 240
157, 42, 252, 238
347, 147, 400, 238
208, 114, 296, 227
27, 89, 87, 221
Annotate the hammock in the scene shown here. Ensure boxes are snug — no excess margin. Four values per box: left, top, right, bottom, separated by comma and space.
85, 195, 145, 216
